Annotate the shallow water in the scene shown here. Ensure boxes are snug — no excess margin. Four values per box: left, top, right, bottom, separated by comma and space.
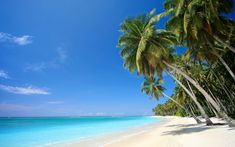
0, 116, 160, 147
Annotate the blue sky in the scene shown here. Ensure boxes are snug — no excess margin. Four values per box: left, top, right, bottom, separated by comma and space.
0, 0, 176, 117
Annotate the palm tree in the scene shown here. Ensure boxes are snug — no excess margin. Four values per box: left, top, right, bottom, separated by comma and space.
167, 58, 235, 126
118, 10, 213, 124
169, 72, 212, 125
118, 9, 176, 78
141, 77, 185, 110
173, 84, 204, 119
142, 77, 202, 123
164, 0, 235, 81
164, 0, 235, 53
118, 9, 234, 126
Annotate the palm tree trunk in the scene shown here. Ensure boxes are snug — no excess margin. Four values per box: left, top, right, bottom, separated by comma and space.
205, 99, 220, 118
165, 62, 235, 127
213, 52, 235, 81
162, 92, 184, 110
212, 71, 235, 101
162, 92, 202, 123
186, 80, 213, 125
188, 104, 196, 116
191, 104, 199, 115
210, 104, 220, 118
167, 72, 213, 125
213, 35, 235, 54
205, 83, 231, 114
204, 28, 235, 53
187, 80, 212, 116
205, 100, 213, 114
187, 104, 202, 124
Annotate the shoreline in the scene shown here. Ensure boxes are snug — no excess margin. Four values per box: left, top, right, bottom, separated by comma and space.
48, 116, 169, 147
51, 116, 235, 147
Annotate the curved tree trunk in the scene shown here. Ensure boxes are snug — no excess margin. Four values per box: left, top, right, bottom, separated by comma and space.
162, 92, 185, 110
205, 98, 220, 118
186, 80, 212, 124
212, 71, 235, 102
213, 35, 235, 54
162, 92, 202, 124
213, 52, 235, 81
165, 62, 235, 127
205, 83, 231, 116
188, 104, 198, 118
189, 82, 214, 117
167, 72, 212, 125
204, 28, 235, 53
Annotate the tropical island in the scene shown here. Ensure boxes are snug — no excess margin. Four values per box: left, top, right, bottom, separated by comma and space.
118, 0, 235, 126
0, 0, 235, 147
107, 0, 235, 146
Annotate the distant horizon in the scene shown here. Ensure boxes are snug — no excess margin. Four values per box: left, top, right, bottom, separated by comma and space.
0, 115, 155, 118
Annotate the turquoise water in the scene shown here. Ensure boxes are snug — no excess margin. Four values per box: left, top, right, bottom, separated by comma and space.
0, 116, 160, 147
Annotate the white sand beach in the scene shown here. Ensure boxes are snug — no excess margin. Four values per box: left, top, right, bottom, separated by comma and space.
56, 116, 235, 147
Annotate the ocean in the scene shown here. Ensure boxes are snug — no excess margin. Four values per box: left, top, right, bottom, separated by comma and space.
0, 116, 160, 147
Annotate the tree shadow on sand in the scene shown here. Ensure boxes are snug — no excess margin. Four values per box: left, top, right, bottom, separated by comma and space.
162, 126, 211, 135
165, 124, 199, 128
162, 122, 228, 136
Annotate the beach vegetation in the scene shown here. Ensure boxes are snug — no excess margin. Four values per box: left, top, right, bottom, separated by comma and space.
118, 0, 235, 127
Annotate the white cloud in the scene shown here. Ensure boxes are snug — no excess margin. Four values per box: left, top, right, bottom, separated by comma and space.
13, 35, 32, 45
25, 47, 68, 72
0, 70, 9, 79
0, 32, 11, 41
47, 101, 64, 104
0, 32, 32, 45
0, 84, 50, 95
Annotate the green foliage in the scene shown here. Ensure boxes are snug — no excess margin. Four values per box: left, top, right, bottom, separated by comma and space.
118, 9, 177, 77
175, 108, 187, 117
118, 0, 235, 118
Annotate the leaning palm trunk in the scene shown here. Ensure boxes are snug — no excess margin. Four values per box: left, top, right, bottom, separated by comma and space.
205, 83, 232, 114
205, 101, 213, 114
188, 104, 198, 118
205, 99, 220, 118
186, 80, 212, 124
191, 104, 200, 115
209, 103, 220, 118
202, 88, 220, 118
162, 92, 202, 123
167, 72, 212, 125
205, 100, 219, 118
206, 76, 231, 114
165, 62, 235, 127
204, 29, 235, 54
212, 71, 235, 101
213, 35, 235, 54
213, 52, 235, 81
162, 92, 185, 110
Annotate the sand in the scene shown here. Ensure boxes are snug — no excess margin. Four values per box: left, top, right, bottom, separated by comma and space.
54, 116, 235, 147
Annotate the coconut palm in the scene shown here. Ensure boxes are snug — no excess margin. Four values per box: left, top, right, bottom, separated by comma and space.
118, 9, 176, 78
173, 83, 204, 118
164, 0, 235, 81
141, 77, 202, 123
118, 10, 214, 125
170, 71, 213, 125
164, 0, 235, 53
170, 57, 235, 126
141, 77, 186, 110
118, 9, 234, 126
